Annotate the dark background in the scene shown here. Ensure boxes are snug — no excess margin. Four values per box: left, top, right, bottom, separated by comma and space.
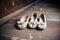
0, 0, 60, 19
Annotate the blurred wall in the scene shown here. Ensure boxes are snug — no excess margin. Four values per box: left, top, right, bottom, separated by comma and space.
0, 0, 37, 19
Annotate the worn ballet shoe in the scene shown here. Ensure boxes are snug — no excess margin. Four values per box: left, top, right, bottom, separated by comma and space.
28, 13, 38, 29
37, 14, 47, 30
17, 15, 29, 29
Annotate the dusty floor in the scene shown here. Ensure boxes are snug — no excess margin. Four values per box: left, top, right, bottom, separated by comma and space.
0, 2, 60, 40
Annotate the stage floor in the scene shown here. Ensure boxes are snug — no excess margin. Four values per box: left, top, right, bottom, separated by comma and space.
0, 21, 60, 40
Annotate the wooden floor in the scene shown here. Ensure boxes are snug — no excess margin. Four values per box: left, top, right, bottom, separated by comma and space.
0, 21, 60, 40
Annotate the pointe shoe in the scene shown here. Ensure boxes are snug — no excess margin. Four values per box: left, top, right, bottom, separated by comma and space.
37, 14, 47, 30
28, 13, 37, 29
17, 15, 29, 29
